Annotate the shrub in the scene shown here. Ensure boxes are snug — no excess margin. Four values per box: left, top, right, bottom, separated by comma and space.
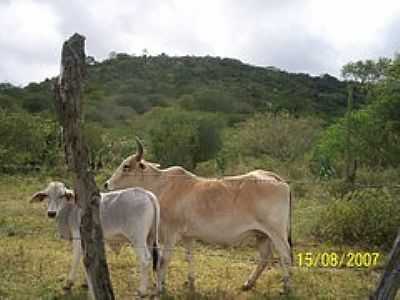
217, 113, 321, 177
0, 111, 59, 173
148, 108, 224, 170
234, 113, 322, 162
313, 77, 400, 177
311, 188, 400, 249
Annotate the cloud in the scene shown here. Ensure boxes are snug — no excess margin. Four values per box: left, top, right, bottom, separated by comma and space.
0, 0, 63, 85
1, 0, 400, 85
373, 15, 400, 57
205, 0, 339, 75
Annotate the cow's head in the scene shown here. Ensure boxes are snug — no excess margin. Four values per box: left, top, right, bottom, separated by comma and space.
105, 137, 161, 191
30, 182, 74, 218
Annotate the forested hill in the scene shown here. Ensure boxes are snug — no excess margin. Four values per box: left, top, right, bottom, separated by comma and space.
1, 52, 399, 192
0, 54, 363, 124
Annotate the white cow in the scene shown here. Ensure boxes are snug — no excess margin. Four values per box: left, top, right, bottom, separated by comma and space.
30, 181, 161, 297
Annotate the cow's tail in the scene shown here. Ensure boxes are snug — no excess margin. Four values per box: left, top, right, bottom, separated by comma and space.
152, 242, 159, 273
149, 193, 161, 273
288, 189, 293, 264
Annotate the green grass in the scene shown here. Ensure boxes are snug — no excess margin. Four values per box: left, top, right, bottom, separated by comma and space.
0, 175, 392, 299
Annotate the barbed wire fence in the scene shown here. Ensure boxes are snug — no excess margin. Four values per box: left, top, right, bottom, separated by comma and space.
1, 175, 399, 298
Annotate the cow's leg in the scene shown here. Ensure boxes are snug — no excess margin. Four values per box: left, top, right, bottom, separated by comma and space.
158, 236, 177, 293
131, 238, 152, 297
83, 265, 95, 300
147, 233, 162, 296
242, 236, 273, 291
64, 238, 82, 291
183, 238, 195, 289
269, 232, 292, 294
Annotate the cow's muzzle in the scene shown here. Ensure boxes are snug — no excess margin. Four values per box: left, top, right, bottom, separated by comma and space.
47, 211, 56, 218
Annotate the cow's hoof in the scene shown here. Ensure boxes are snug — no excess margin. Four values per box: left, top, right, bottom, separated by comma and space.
80, 282, 89, 289
62, 281, 73, 292
184, 280, 195, 291
241, 281, 254, 291
280, 286, 291, 295
159, 285, 166, 295
280, 290, 289, 296
153, 285, 163, 296
148, 289, 162, 300
135, 289, 148, 299
281, 278, 292, 295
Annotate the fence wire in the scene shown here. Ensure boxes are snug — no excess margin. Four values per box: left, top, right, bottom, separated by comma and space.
0, 229, 388, 272
108, 172, 400, 187
1, 176, 398, 299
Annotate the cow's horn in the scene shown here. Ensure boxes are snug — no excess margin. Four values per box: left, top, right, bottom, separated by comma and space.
135, 136, 144, 161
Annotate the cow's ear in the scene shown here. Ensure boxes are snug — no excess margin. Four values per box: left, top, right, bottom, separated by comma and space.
30, 191, 48, 203
65, 189, 75, 203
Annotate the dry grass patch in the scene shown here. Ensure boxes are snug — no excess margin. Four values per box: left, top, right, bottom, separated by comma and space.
0, 175, 388, 299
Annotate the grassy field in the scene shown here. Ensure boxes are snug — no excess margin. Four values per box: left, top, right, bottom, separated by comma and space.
0, 175, 392, 299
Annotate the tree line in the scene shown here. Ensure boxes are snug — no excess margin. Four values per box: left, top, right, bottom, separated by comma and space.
0, 53, 398, 181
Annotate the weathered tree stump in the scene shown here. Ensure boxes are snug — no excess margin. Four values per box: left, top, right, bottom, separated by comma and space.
54, 33, 115, 300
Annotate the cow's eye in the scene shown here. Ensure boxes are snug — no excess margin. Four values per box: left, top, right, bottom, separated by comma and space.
123, 164, 130, 172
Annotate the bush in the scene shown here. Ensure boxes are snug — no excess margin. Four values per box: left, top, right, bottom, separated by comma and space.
313, 69, 400, 176
234, 112, 322, 162
311, 188, 400, 249
148, 108, 224, 170
0, 111, 59, 173
216, 112, 321, 177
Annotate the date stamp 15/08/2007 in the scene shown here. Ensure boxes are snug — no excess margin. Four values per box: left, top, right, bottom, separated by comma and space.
296, 252, 381, 268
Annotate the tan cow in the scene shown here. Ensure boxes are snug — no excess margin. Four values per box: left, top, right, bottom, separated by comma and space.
105, 138, 292, 293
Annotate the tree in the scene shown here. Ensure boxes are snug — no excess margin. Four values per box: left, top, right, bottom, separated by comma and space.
316, 55, 400, 176
193, 88, 234, 113
344, 85, 356, 184
86, 55, 97, 65
148, 108, 223, 170
84, 123, 109, 170
371, 55, 400, 300
108, 51, 117, 59
341, 58, 391, 84
22, 96, 49, 113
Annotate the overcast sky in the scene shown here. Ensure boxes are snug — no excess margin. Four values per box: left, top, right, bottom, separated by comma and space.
1, 0, 400, 86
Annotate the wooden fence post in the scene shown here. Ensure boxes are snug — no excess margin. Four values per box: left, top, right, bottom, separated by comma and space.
371, 230, 400, 299
54, 33, 115, 299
